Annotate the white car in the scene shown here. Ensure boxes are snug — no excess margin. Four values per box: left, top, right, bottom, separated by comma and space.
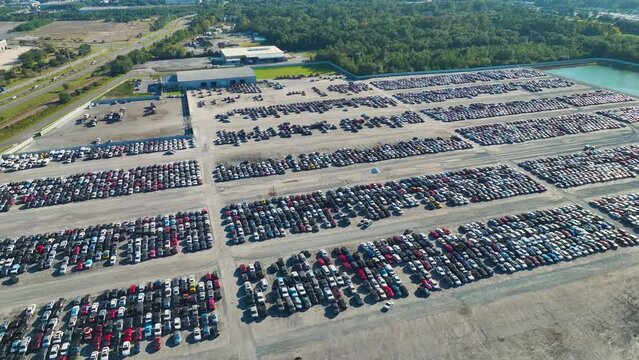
49, 344, 60, 359
193, 327, 202, 342
122, 341, 131, 356
153, 323, 162, 337
90, 351, 99, 360
382, 300, 394, 312
173, 317, 181, 330
26, 304, 37, 317
250, 306, 259, 318
60, 342, 69, 356
100, 347, 110, 360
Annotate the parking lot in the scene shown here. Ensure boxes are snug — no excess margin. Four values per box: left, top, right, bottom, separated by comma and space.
2, 67, 639, 360
22, 99, 185, 152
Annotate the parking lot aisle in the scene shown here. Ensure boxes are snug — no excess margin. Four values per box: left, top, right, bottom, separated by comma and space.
0, 253, 220, 315
189, 95, 259, 360
0, 187, 208, 238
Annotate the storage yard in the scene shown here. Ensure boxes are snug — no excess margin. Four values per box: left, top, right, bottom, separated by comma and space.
1, 67, 639, 360
21, 99, 185, 152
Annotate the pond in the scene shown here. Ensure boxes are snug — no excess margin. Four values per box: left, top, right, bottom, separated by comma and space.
545, 64, 639, 97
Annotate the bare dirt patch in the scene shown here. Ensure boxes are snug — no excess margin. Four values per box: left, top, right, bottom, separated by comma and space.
27, 20, 151, 43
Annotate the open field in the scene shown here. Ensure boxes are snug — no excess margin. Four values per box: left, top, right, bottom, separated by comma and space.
1, 66, 639, 360
26, 20, 152, 43
252, 64, 338, 80
102, 79, 145, 99
0, 22, 23, 39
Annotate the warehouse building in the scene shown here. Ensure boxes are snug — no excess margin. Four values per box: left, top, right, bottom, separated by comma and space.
162, 67, 256, 90
220, 46, 286, 65
0, 39, 7, 51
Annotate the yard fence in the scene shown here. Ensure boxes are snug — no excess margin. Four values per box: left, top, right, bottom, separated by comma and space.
271, 57, 639, 81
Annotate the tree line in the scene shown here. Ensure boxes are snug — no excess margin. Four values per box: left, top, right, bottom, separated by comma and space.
232, 0, 639, 75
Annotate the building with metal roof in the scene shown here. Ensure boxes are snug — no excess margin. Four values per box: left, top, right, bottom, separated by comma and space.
162, 67, 256, 90
220, 46, 286, 65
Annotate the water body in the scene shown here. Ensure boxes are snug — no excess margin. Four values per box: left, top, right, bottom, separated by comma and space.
546, 64, 639, 97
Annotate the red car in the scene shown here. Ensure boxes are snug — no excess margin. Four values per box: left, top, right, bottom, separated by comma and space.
102, 333, 113, 347
129, 285, 137, 295
133, 327, 143, 342
208, 298, 216, 311
83, 327, 93, 341
384, 286, 394, 298
92, 335, 101, 349
123, 328, 133, 342
153, 337, 162, 351
239, 264, 247, 274
75, 261, 84, 271
31, 332, 44, 350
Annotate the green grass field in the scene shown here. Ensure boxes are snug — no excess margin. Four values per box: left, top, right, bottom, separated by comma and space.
252, 64, 338, 80
102, 79, 137, 99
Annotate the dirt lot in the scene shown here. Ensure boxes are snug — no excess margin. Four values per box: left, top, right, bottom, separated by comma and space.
1, 68, 639, 360
26, 20, 151, 43
0, 45, 33, 70
22, 98, 185, 152
0, 22, 23, 39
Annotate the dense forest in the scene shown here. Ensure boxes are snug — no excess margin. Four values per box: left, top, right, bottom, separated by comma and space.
231, 0, 639, 75
5, 0, 639, 76
533, 0, 639, 14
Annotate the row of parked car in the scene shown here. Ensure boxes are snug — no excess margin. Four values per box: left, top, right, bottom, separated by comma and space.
339, 111, 425, 132
422, 97, 569, 122
0, 160, 202, 211
228, 83, 261, 94
0, 209, 212, 281
214, 96, 398, 122
598, 106, 639, 123
456, 205, 639, 275
326, 82, 372, 94
213, 136, 473, 182
393, 83, 519, 105
240, 204, 638, 321
518, 145, 639, 188
0, 138, 194, 173
556, 90, 635, 107
0, 271, 222, 360
589, 193, 639, 230
511, 78, 574, 92
214, 121, 337, 146
369, 68, 547, 90
221, 165, 545, 243
393, 78, 577, 105
455, 112, 625, 146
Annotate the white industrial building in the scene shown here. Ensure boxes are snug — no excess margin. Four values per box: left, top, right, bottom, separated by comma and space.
220, 46, 286, 65
0, 39, 7, 51
162, 67, 256, 90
